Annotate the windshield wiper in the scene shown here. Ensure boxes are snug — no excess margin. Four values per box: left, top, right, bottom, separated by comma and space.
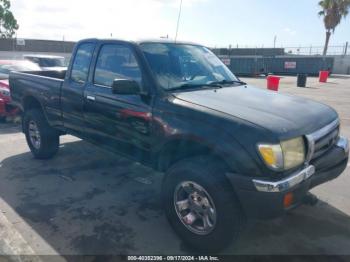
166, 79, 246, 92
208, 79, 247, 86
167, 83, 223, 92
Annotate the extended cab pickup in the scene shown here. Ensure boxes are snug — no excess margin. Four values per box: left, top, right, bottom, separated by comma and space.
10, 39, 349, 251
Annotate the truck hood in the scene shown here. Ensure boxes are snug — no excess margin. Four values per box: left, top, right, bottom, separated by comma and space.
173, 85, 338, 139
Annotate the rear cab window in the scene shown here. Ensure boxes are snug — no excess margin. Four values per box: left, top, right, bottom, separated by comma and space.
71, 43, 95, 83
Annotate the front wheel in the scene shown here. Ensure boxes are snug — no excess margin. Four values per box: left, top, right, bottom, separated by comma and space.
23, 109, 60, 159
162, 156, 245, 252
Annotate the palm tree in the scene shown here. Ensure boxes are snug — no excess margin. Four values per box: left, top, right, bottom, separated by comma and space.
318, 0, 350, 55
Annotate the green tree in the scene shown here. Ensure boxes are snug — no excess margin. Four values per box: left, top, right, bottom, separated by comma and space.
319, 0, 350, 55
0, 0, 18, 38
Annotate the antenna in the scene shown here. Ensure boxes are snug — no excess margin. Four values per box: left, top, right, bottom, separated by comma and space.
175, 0, 183, 43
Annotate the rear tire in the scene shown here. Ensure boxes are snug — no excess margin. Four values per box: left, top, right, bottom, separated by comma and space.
162, 156, 245, 252
23, 109, 60, 159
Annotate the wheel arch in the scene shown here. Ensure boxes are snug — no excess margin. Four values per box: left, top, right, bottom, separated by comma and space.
21, 96, 48, 132
157, 136, 232, 173
22, 96, 43, 112
156, 136, 246, 213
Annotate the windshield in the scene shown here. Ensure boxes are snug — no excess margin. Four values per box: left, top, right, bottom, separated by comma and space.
140, 43, 239, 90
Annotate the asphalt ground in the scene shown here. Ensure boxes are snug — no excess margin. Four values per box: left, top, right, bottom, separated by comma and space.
0, 75, 349, 258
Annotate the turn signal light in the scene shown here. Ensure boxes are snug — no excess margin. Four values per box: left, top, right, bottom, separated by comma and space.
284, 192, 294, 208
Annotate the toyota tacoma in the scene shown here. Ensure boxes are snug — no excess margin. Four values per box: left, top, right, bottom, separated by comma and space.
9, 39, 349, 251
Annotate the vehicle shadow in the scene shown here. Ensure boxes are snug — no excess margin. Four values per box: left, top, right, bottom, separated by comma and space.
0, 139, 350, 255
0, 140, 183, 255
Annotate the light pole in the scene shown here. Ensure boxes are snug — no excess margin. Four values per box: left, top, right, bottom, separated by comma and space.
175, 0, 183, 42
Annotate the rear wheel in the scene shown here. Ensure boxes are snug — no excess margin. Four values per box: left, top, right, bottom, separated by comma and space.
162, 156, 245, 252
23, 109, 60, 159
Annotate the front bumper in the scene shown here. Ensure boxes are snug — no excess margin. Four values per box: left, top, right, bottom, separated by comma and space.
228, 136, 349, 219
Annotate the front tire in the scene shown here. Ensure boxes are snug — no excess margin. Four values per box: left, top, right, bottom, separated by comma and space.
162, 156, 245, 252
23, 109, 60, 159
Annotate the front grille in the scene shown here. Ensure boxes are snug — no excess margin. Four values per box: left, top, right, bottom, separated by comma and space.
306, 119, 340, 161
313, 127, 339, 159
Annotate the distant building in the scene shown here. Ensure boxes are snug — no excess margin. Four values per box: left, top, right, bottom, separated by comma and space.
0, 38, 75, 60
0, 38, 75, 53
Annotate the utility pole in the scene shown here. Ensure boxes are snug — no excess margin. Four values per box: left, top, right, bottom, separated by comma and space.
274, 35, 277, 48
175, 0, 183, 42
345, 42, 348, 56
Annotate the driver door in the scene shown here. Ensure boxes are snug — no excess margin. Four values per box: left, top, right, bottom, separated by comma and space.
83, 43, 153, 159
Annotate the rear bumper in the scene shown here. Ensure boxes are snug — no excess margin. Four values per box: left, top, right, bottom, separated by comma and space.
227, 136, 349, 219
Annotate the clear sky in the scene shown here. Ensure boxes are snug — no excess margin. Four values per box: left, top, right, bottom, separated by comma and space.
11, 0, 350, 48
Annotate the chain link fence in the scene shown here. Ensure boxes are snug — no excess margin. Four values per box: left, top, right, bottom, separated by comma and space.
212, 43, 349, 56
284, 45, 348, 56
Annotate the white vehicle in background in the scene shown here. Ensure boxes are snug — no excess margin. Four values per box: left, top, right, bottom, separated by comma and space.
23, 54, 67, 71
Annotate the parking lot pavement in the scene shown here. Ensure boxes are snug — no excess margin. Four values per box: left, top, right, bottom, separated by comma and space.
0, 75, 349, 256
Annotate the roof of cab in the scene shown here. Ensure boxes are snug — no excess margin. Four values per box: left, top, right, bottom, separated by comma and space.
77, 38, 205, 47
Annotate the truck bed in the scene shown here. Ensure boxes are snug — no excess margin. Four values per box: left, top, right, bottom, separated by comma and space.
9, 70, 67, 127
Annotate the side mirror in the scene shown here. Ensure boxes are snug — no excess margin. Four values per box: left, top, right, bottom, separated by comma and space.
112, 79, 140, 95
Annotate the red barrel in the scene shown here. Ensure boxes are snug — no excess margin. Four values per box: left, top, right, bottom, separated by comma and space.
319, 71, 329, 83
267, 75, 280, 91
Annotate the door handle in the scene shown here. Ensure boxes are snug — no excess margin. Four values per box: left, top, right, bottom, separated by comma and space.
86, 95, 96, 101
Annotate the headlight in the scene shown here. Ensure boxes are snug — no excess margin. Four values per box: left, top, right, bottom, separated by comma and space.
258, 137, 305, 170
281, 137, 306, 169
0, 87, 10, 97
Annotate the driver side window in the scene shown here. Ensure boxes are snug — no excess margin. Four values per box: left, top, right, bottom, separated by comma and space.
94, 44, 142, 87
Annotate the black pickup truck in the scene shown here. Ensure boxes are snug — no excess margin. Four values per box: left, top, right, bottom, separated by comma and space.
10, 39, 349, 251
